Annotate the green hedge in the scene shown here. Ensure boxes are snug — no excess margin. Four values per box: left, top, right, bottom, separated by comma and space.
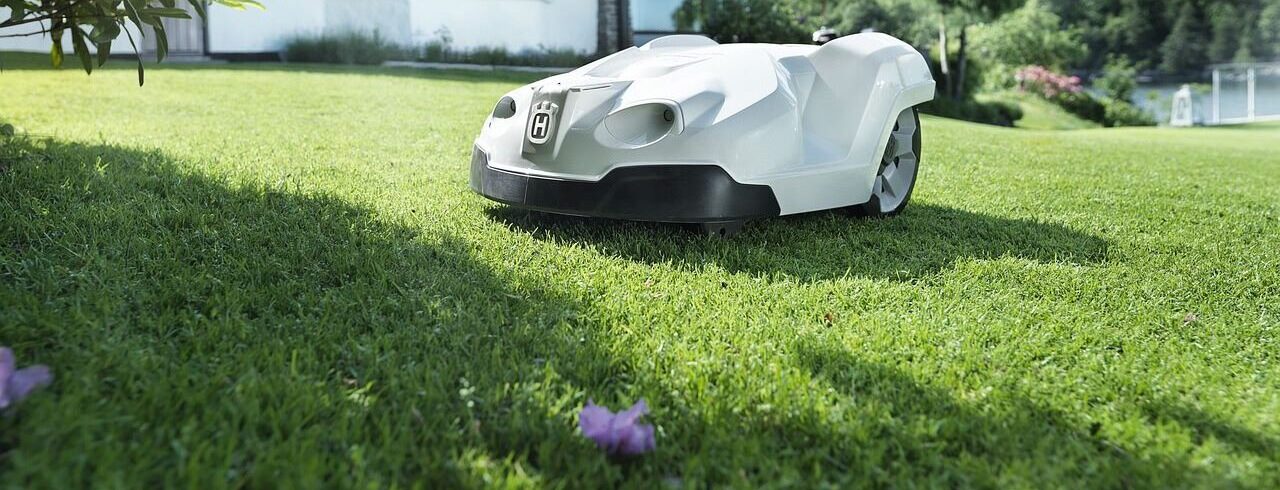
419, 41, 589, 68
283, 32, 404, 65
283, 32, 591, 68
1054, 91, 1155, 127
922, 97, 1025, 127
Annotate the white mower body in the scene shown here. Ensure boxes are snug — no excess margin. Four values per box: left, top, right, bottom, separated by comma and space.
471, 33, 935, 228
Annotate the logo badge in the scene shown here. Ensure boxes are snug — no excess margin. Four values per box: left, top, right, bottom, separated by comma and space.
527, 101, 558, 145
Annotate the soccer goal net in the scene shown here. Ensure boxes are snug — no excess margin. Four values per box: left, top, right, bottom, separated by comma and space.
1210, 62, 1280, 125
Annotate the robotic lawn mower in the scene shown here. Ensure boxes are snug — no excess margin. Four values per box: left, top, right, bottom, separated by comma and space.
471, 33, 935, 236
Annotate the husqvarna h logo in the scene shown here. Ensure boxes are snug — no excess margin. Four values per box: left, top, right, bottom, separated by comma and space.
527, 101, 558, 145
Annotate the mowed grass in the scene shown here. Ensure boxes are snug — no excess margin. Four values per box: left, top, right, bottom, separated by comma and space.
2, 54, 1279, 488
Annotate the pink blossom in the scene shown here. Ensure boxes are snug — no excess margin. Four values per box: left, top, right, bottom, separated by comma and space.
1016, 65, 1084, 99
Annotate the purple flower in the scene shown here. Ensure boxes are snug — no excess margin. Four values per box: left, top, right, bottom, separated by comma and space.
0, 347, 52, 409
579, 399, 656, 456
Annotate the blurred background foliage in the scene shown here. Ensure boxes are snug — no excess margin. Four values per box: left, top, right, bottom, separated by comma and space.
677, 0, 1279, 127
682, 0, 1280, 72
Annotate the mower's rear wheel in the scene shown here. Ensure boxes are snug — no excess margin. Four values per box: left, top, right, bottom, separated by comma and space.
849, 107, 921, 217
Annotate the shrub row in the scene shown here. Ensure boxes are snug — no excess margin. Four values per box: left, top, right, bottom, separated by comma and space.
1053, 90, 1156, 127
282, 32, 589, 68
419, 41, 589, 68
921, 97, 1025, 127
283, 32, 402, 66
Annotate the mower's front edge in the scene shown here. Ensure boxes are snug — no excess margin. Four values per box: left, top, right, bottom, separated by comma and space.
470, 146, 780, 225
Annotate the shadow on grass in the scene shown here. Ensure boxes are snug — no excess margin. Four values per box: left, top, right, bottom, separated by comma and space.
775, 340, 1178, 487
1142, 397, 1280, 460
1200, 121, 1280, 131
487, 204, 1109, 282
627, 336, 1232, 486
0, 135, 1231, 487
0, 136, 622, 485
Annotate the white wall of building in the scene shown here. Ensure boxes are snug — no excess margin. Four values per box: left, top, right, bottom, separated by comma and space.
0, 8, 142, 55
2, 0, 599, 56
410, 0, 597, 53
327, 0, 412, 45
0, 30, 54, 54
0, 7, 74, 54
207, 0, 325, 53
208, 0, 596, 54
0, 4, 312, 55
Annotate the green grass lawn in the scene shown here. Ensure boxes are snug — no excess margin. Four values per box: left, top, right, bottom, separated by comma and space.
2, 54, 1279, 488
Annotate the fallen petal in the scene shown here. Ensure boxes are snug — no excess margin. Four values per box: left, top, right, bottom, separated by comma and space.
0, 347, 52, 409
615, 399, 648, 425
7, 365, 52, 401
615, 422, 656, 456
579, 401, 618, 448
0, 348, 14, 382
579, 398, 656, 457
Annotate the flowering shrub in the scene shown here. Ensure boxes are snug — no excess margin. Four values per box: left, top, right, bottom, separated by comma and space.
1016, 65, 1084, 99
1015, 65, 1154, 127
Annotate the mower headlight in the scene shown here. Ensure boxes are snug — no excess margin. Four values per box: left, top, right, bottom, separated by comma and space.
604, 103, 678, 147
493, 96, 517, 119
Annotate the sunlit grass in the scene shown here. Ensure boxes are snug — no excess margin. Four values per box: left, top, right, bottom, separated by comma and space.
2, 53, 1279, 487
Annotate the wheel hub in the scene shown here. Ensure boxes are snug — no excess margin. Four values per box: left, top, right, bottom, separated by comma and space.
873, 109, 920, 213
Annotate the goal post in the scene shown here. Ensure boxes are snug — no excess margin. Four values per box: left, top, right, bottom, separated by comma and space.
1208, 62, 1280, 126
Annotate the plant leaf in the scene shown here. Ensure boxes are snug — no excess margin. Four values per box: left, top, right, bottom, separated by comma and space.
186, 0, 207, 18
97, 40, 112, 67
50, 42, 63, 68
49, 26, 64, 69
121, 0, 145, 30
5, 1, 25, 24
214, 0, 264, 11
122, 25, 144, 86
88, 18, 121, 44
153, 21, 167, 63
140, 7, 191, 19
70, 25, 93, 74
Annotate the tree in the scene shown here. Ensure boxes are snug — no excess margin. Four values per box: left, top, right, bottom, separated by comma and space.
1233, 3, 1269, 63
1088, 0, 1167, 70
674, 0, 807, 44
971, 0, 1087, 69
0, 0, 261, 85
1095, 54, 1138, 101
827, 0, 937, 48
1206, 3, 1239, 64
1260, 0, 1280, 60
832, 0, 891, 34
934, 0, 1024, 99
1159, 1, 1209, 73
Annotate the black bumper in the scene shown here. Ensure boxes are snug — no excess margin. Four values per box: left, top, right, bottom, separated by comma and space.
470, 146, 780, 223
